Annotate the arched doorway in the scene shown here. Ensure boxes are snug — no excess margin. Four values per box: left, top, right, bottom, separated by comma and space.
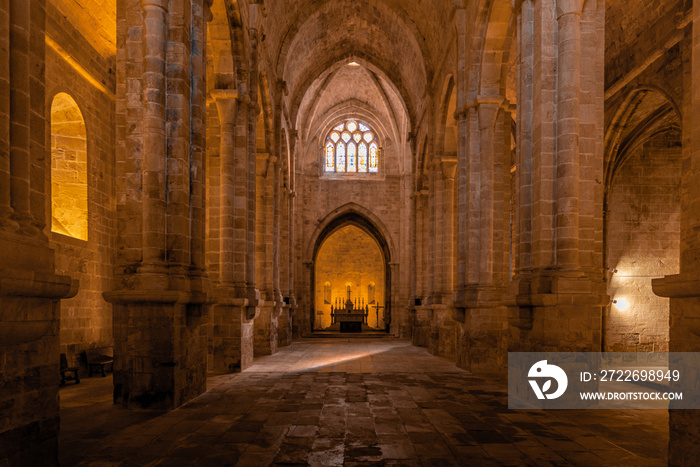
310, 212, 392, 333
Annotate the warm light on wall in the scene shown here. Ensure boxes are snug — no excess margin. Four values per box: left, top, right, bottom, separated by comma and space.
51, 93, 88, 241
613, 298, 629, 311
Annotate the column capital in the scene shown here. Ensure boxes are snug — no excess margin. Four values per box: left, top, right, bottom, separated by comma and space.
141, 0, 168, 10
440, 158, 458, 180
556, 0, 585, 19
476, 96, 504, 130
211, 89, 240, 124
511, 0, 523, 14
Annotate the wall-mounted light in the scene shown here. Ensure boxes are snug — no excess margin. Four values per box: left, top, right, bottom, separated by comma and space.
608, 267, 618, 274
612, 298, 629, 311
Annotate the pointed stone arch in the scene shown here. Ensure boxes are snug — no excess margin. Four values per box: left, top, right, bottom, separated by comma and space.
306, 203, 396, 334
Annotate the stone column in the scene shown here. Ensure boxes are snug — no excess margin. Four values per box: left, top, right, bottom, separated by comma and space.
278, 182, 293, 347
506, 0, 607, 352
140, 0, 168, 276
439, 159, 457, 302
0, 0, 11, 230
431, 159, 459, 358
427, 161, 437, 305
255, 156, 280, 356
555, 0, 584, 270
105, 0, 211, 409
453, 109, 469, 323
420, 189, 430, 301
412, 188, 432, 347
209, 89, 257, 372
477, 99, 502, 285
453, 99, 510, 372
287, 129, 300, 337
653, 0, 700, 463
8, 0, 36, 236
246, 27, 261, 315
0, 1, 79, 463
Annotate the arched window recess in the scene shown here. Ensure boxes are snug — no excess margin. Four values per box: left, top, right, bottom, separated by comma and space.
323, 119, 380, 175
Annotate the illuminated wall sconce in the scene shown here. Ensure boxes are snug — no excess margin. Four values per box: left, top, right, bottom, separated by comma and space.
608, 268, 618, 274
612, 298, 629, 311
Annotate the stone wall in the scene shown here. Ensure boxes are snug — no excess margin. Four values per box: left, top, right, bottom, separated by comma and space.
45, 0, 116, 374
295, 172, 406, 336
606, 138, 681, 352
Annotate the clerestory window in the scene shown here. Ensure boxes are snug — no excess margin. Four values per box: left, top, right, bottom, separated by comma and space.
324, 120, 379, 174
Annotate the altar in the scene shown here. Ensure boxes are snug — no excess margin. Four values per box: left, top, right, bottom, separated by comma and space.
327, 296, 370, 333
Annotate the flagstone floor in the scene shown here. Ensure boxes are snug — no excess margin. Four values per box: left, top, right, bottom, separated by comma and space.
59, 339, 667, 466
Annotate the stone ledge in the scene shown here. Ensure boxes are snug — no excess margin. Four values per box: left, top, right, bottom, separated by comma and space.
0, 268, 77, 299
652, 274, 700, 298
103, 289, 209, 305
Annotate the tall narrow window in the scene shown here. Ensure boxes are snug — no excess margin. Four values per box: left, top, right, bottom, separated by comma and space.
51, 93, 88, 240
325, 142, 335, 171
347, 142, 357, 172
323, 119, 380, 175
324, 282, 332, 304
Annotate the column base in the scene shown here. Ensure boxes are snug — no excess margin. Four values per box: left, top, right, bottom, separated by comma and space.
410, 305, 432, 348
254, 302, 280, 356
278, 305, 293, 346
653, 274, 700, 465
105, 289, 211, 410
0, 233, 77, 465
209, 290, 258, 374
505, 270, 607, 352
427, 304, 459, 360
453, 284, 508, 373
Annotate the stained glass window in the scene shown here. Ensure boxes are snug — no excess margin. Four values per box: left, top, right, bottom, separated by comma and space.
325, 142, 335, 172
358, 143, 368, 172
336, 143, 346, 172
369, 142, 378, 172
347, 142, 357, 172
323, 120, 380, 175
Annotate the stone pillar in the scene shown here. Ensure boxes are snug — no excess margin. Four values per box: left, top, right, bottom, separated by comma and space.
506, 0, 607, 352
209, 89, 257, 373
287, 129, 300, 337
653, 1, 700, 463
477, 100, 502, 285
453, 109, 469, 323
278, 166, 292, 346
429, 159, 458, 359
438, 159, 457, 302
0, 1, 79, 463
420, 189, 430, 301
427, 161, 437, 305
452, 99, 510, 372
555, 0, 584, 270
255, 156, 280, 356
414, 190, 423, 302
246, 28, 261, 313
105, 0, 211, 409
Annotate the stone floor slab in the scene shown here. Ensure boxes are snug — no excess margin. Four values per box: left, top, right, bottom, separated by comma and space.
59, 339, 667, 466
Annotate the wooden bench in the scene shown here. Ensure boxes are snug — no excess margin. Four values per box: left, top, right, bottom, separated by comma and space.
60, 353, 80, 385
84, 347, 113, 377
